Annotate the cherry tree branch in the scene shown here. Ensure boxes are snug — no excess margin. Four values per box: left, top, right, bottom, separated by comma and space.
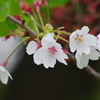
66, 52, 100, 80
84, 66, 100, 80
7, 15, 37, 37
7, 15, 100, 80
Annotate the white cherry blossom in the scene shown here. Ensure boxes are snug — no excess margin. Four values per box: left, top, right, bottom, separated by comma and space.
69, 26, 97, 56
75, 47, 100, 69
0, 66, 12, 84
34, 33, 68, 68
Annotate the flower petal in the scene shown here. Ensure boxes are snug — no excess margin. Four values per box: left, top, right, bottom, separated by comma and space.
77, 44, 90, 55
41, 33, 56, 48
26, 41, 38, 55
69, 41, 77, 53
55, 52, 68, 65
0, 66, 6, 72
89, 48, 100, 60
81, 26, 89, 35
75, 53, 89, 69
34, 48, 48, 65
0, 71, 8, 84
84, 34, 97, 46
43, 54, 56, 68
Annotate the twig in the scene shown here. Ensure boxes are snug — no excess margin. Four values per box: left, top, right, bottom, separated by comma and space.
7, 15, 37, 37
66, 51, 100, 80
84, 66, 100, 80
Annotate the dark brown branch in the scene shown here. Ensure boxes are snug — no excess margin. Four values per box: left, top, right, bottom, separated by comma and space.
84, 66, 100, 80
7, 15, 37, 37
66, 52, 100, 80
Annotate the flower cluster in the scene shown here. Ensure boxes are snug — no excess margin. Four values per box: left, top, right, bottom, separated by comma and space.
26, 33, 68, 68
26, 26, 100, 69
69, 26, 100, 69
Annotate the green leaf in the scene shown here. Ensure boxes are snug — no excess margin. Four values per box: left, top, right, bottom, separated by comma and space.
0, 22, 10, 37
48, 0, 71, 8
0, 0, 10, 9
9, 0, 22, 16
0, 8, 9, 21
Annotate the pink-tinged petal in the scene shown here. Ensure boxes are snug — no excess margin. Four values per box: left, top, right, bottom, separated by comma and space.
77, 44, 90, 55
55, 52, 68, 65
84, 34, 97, 46
26, 41, 38, 55
69, 41, 77, 53
89, 48, 100, 60
34, 48, 48, 65
0, 72, 8, 84
70, 30, 80, 42
81, 26, 89, 35
41, 34, 56, 48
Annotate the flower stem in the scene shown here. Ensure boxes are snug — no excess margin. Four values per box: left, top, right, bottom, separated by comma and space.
5, 37, 30, 61
46, 6, 50, 23
27, 13, 42, 30
37, 10, 44, 29
58, 36, 69, 43
53, 30, 71, 35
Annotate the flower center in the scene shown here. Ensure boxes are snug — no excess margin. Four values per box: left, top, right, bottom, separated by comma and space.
75, 34, 83, 43
48, 46, 57, 54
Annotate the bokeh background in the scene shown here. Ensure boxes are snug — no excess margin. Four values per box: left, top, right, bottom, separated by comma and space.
0, 0, 100, 100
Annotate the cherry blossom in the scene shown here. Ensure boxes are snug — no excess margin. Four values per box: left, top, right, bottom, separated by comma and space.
34, 33, 68, 68
0, 66, 12, 84
75, 47, 100, 69
69, 26, 97, 56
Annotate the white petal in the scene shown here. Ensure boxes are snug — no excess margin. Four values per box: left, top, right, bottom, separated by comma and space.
6, 70, 13, 80
76, 53, 89, 69
54, 43, 62, 50
34, 48, 48, 65
76, 62, 84, 69
89, 49, 100, 60
69, 41, 77, 53
81, 26, 89, 35
55, 52, 68, 65
26, 41, 38, 55
0, 66, 6, 72
84, 34, 97, 46
77, 44, 90, 55
75, 52, 81, 64
41, 34, 56, 48
0, 72, 8, 84
43, 54, 56, 68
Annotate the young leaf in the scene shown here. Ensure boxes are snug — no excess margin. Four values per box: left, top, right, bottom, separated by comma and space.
0, 22, 10, 37
9, 0, 22, 16
0, 8, 9, 21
